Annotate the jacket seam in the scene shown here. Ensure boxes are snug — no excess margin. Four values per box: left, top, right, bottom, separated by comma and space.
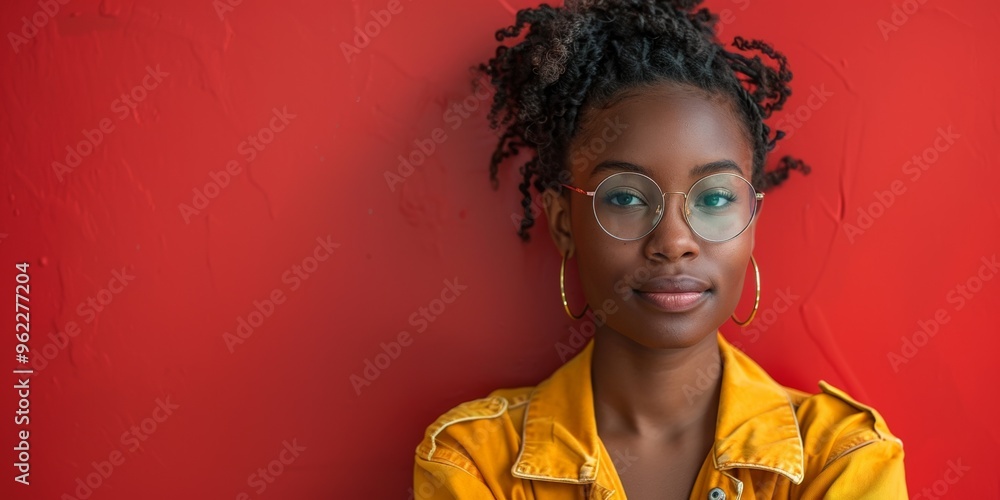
822, 434, 895, 471
827, 428, 882, 460
415, 453, 489, 485
508, 399, 529, 409
425, 442, 483, 476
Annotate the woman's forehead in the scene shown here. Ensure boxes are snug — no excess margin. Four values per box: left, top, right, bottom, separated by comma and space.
568, 85, 753, 184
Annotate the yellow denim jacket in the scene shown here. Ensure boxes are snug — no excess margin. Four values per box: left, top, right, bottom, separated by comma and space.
413, 331, 908, 499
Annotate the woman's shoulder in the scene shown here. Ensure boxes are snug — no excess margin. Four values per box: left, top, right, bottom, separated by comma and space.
719, 337, 907, 495
782, 379, 905, 478
722, 334, 905, 473
413, 385, 533, 472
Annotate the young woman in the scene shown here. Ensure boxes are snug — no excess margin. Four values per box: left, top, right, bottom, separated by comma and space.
413, 1, 907, 498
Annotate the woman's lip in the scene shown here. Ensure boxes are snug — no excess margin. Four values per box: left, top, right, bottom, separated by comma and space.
634, 290, 708, 312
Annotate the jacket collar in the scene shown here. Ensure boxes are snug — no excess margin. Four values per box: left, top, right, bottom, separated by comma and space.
511, 331, 805, 487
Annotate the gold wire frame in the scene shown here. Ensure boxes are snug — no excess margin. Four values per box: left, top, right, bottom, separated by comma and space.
561, 171, 764, 242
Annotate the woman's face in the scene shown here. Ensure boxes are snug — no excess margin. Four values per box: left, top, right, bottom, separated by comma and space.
543, 81, 758, 350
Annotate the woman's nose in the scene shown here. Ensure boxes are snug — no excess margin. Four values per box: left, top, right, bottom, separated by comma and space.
644, 193, 700, 261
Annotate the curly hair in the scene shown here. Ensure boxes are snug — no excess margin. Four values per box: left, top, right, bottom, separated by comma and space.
473, 0, 811, 241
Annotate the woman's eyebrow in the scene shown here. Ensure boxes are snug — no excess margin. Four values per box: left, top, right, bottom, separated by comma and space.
589, 159, 743, 179
690, 159, 743, 177
589, 160, 651, 178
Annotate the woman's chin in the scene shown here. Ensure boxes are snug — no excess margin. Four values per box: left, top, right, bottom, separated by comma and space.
612, 323, 718, 351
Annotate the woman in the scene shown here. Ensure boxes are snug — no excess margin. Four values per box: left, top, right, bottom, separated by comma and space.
413, 1, 908, 498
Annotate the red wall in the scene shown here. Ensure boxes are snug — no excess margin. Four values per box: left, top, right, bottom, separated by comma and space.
1, 0, 997, 498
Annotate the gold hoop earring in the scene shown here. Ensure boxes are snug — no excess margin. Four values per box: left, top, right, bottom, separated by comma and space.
731, 254, 760, 327
560, 250, 590, 320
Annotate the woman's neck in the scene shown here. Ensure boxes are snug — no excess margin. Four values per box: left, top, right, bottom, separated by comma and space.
590, 327, 722, 441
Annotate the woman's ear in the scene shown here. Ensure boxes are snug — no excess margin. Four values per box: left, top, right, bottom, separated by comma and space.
542, 188, 575, 258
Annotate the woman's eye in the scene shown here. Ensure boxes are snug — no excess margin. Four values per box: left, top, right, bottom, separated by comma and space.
607, 190, 645, 206
697, 190, 737, 208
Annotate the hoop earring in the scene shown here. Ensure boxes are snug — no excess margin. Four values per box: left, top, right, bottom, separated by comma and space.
731, 254, 760, 327
560, 250, 590, 320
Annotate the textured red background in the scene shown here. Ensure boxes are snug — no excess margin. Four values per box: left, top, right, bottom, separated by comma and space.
1, 0, 998, 498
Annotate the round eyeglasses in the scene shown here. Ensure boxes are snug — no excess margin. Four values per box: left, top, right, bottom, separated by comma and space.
561, 171, 764, 242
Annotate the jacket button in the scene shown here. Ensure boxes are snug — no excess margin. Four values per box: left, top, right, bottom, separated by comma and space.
708, 487, 726, 500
